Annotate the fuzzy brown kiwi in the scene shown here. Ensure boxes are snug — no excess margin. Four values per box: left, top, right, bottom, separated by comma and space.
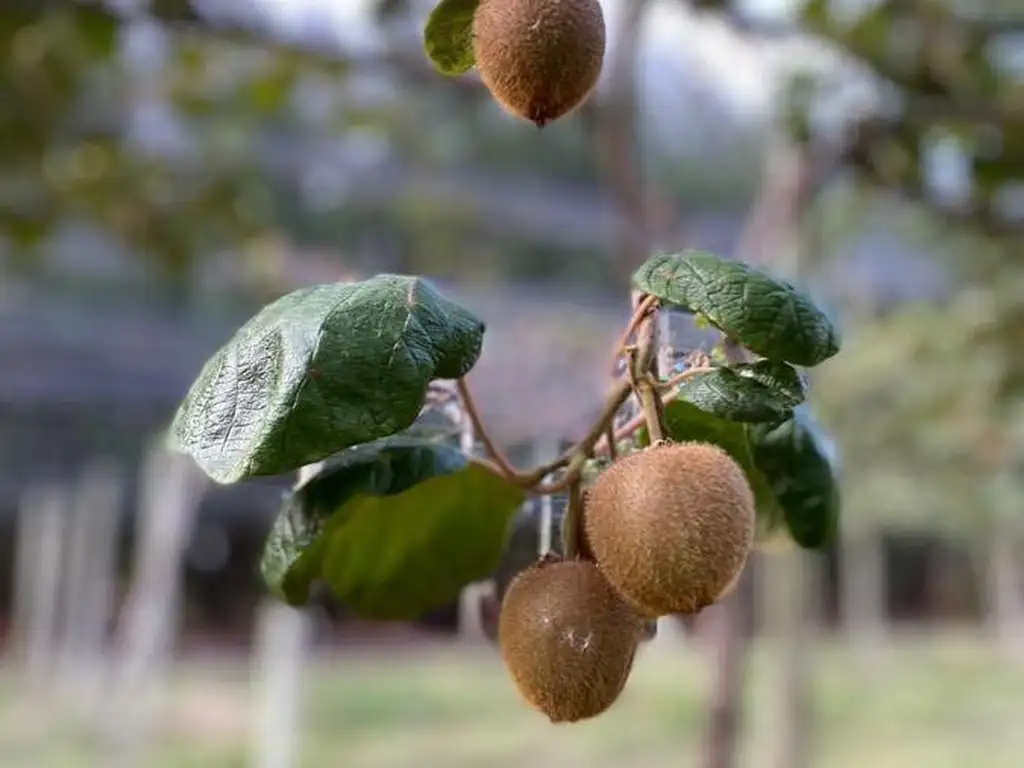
582, 441, 756, 617
498, 555, 642, 723
471, 0, 606, 127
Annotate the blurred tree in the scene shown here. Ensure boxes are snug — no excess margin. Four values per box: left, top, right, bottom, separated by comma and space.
0, 4, 327, 302
690, 0, 1022, 240
3, 0, 772, 308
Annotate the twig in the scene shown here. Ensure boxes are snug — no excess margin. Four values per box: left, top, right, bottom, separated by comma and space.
521, 377, 633, 489
637, 377, 664, 442
660, 365, 713, 392
631, 302, 666, 443
461, 305, 685, 495
456, 377, 519, 481
593, 365, 714, 451
609, 293, 659, 374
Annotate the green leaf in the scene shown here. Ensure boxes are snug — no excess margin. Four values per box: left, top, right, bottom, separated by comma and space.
261, 437, 525, 619
633, 251, 840, 366
424, 0, 480, 76
637, 400, 783, 532
673, 360, 806, 423
749, 408, 840, 549
167, 274, 484, 483
736, 360, 807, 404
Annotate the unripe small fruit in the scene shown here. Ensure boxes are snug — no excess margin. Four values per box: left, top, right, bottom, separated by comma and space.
498, 556, 641, 723
582, 441, 756, 617
472, 0, 606, 127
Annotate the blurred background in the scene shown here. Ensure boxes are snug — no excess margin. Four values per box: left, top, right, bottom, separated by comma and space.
1, 0, 1022, 765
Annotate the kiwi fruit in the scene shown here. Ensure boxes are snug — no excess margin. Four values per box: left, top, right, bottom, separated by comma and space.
471, 0, 606, 127
582, 441, 756, 617
498, 556, 642, 723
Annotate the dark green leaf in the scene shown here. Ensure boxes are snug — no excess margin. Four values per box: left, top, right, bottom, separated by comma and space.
750, 408, 840, 549
260, 436, 466, 602
736, 360, 807, 405
261, 437, 525, 619
673, 360, 806, 423
633, 251, 840, 366
167, 274, 485, 483
424, 0, 480, 76
637, 400, 783, 533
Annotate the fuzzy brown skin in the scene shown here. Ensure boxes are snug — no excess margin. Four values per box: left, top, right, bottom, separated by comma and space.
582, 442, 756, 617
498, 557, 642, 723
472, 0, 606, 126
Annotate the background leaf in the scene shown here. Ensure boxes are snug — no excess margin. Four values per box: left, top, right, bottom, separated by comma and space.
749, 406, 841, 549
673, 360, 805, 423
633, 250, 840, 366
261, 437, 525, 619
423, 0, 480, 76
261, 436, 468, 603
168, 274, 485, 483
637, 400, 783, 533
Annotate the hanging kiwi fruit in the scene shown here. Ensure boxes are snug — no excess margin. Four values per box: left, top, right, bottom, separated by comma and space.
472, 0, 607, 127
582, 441, 756, 617
497, 555, 643, 723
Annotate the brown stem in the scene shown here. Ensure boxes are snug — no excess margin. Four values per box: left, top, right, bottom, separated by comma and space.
593, 366, 714, 451
459, 309, 670, 495
632, 312, 665, 442
605, 424, 618, 461
609, 293, 659, 374
562, 480, 584, 559
637, 378, 664, 442
520, 377, 634, 488
660, 366, 712, 392
456, 377, 519, 481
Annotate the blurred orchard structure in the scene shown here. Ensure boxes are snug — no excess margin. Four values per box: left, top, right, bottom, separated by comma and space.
0, 0, 1022, 767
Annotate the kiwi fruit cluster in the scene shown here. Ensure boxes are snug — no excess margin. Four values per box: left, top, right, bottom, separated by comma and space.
496, 440, 755, 723
471, 0, 606, 126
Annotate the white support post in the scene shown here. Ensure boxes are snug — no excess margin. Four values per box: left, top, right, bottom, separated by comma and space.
250, 463, 317, 768
251, 602, 312, 768
106, 444, 207, 764
455, 392, 492, 642
11, 484, 69, 694
57, 459, 123, 710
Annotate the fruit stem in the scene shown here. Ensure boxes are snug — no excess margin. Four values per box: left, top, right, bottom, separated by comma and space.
608, 293, 659, 374
605, 424, 618, 460
631, 307, 667, 443
562, 479, 584, 559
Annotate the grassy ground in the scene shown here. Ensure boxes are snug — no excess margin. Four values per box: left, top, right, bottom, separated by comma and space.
0, 633, 1021, 767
